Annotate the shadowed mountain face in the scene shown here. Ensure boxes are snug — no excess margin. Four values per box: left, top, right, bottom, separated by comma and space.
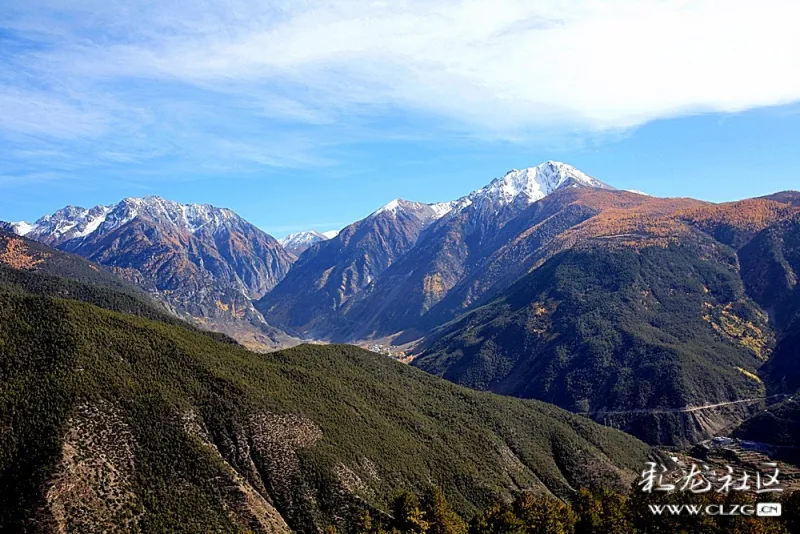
0, 229, 240, 345
1, 228, 159, 302
741, 214, 800, 395
411, 195, 800, 446
413, 242, 772, 446
258, 162, 616, 340
257, 199, 453, 337
0, 264, 654, 533
726, 213, 800, 454
9, 197, 298, 350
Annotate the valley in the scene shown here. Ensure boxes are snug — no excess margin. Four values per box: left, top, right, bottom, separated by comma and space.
6, 163, 800, 449
3, 162, 800, 532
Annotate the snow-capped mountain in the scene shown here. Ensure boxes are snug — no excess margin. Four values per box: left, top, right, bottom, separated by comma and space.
17, 196, 250, 247
370, 198, 456, 222
259, 161, 615, 340
363, 162, 610, 226
12, 196, 297, 350
452, 161, 613, 212
279, 230, 333, 255
11, 162, 616, 346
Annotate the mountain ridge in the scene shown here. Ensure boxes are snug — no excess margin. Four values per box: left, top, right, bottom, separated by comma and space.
258, 162, 615, 340
279, 230, 333, 255
6, 196, 298, 351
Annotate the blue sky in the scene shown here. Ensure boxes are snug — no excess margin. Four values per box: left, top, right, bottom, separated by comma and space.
1, 0, 799, 238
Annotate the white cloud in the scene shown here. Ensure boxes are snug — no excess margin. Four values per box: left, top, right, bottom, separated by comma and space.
2, 0, 799, 156
0, 88, 108, 138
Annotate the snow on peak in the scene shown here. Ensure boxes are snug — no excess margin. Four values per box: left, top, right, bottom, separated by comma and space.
26, 204, 111, 241
364, 162, 606, 224
464, 161, 611, 208
74, 206, 112, 237
9, 221, 37, 236
279, 230, 335, 255
373, 198, 404, 216
279, 231, 329, 248
429, 201, 456, 219
372, 198, 455, 221
23, 196, 248, 245
321, 230, 340, 239
624, 189, 651, 197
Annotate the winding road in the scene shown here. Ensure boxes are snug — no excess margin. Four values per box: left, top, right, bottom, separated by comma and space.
579, 394, 792, 418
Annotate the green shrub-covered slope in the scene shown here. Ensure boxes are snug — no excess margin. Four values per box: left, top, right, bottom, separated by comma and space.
415, 243, 771, 446
0, 269, 654, 533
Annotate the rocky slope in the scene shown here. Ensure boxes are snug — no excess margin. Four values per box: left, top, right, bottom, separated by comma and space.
258, 162, 613, 340
9, 196, 298, 350
258, 198, 453, 338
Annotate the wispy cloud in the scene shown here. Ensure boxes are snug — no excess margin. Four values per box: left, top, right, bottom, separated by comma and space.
2, 0, 799, 182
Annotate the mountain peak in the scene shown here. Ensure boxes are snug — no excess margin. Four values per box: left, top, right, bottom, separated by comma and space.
453, 161, 612, 212
17, 196, 250, 247
373, 198, 405, 216
488, 161, 610, 200
279, 230, 333, 255
372, 198, 455, 221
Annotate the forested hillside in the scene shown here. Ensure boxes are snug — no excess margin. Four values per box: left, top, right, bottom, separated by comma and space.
0, 266, 654, 533
414, 242, 773, 445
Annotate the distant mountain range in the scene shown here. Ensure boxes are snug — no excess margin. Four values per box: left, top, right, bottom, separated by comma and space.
5, 163, 800, 447
5, 196, 297, 350
278, 230, 339, 255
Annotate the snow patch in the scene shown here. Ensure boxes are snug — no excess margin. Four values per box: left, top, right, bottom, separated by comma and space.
10, 221, 36, 236
74, 207, 112, 237
429, 201, 456, 219
624, 189, 651, 196
374, 198, 403, 216
279, 230, 331, 249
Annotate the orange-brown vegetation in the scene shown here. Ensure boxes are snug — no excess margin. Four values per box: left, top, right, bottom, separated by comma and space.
0, 237, 47, 270
550, 197, 703, 253
547, 194, 800, 256
678, 199, 800, 235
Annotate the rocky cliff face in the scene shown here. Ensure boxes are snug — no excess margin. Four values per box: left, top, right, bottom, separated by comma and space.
257, 199, 452, 338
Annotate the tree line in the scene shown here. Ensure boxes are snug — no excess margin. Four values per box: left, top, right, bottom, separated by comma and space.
326, 485, 800, 534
